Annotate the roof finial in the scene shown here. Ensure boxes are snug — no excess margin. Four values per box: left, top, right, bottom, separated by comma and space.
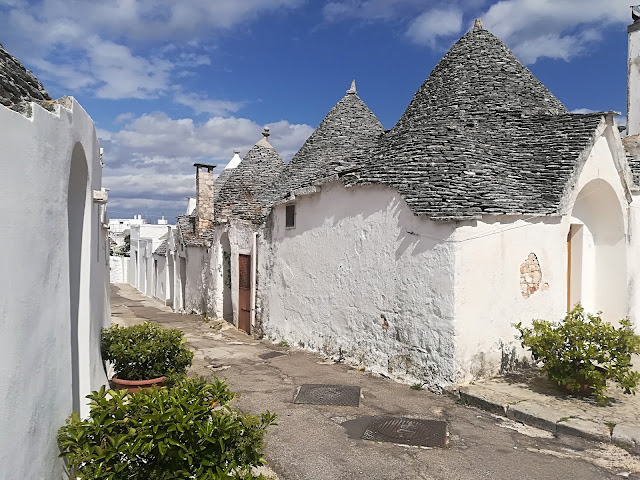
347, 79, 357, 95
474, 18, 483, 30
262, 126, 270, 138
234, 149, 240, 154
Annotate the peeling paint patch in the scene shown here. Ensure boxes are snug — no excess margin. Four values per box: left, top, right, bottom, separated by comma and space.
520, 253, 542, 298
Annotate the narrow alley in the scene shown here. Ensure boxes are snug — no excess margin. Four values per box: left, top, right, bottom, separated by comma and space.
111, 284, 640, 480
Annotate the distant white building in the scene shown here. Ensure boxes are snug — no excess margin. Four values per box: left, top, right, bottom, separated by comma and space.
0, 44, 109, 478
108, 214, 146, 233
128, 222, 176, 306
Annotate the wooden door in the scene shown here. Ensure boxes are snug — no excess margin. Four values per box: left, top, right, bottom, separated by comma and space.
238, 254, 251, 334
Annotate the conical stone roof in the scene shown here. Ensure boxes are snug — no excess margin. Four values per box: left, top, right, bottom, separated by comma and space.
264, 81, 384, 205
397, 19, 566, 127
344, 22, 604, 220
0, 43, 51, 107
215, 128, 285, 222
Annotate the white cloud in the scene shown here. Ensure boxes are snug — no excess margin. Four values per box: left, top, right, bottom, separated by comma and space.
322, 0, 429, 22
571, 108, 598, 114
0, 0, 302, 100
481, 0, 630, 64
174, 92, 244, 116
406, 8, 463, 47
101, 113, 314, 217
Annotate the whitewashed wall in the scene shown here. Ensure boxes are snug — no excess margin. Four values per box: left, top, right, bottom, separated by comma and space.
153, 253, 167, 304
0, 99, 109, 480
184, 245, 208, 314
129, 225, 171, 299
453, 122, 631, 382
109, 255, 129, 283
260, 182, 457, 387
630, 191, 640, 326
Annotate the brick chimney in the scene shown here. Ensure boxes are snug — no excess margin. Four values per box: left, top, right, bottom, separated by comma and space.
628, 6, 640, 135
193, 163, 215, 234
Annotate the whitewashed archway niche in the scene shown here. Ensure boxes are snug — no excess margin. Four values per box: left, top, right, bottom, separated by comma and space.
567, 178, 627, 322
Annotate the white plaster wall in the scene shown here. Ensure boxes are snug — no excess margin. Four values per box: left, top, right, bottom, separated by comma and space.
629, 25, 640, 136
261, 182, 457, 387
109, 255, 129, 283
453, 216, 567, 382
183, 242, 221, 317
630, 192, 640, 327
0, 100, 109, 480
453, 125, 631, 382
153, 254, 167, 302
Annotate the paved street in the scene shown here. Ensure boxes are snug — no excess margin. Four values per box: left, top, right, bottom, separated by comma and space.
111, 284, 640, 480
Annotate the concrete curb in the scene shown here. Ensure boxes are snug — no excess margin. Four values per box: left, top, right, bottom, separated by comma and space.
449, 387, 636, 449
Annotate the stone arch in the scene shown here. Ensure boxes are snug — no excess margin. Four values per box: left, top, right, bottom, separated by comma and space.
67, 142, 90, 413
568, 178, 627, 321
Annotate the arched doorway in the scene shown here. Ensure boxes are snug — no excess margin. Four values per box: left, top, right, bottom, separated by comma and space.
568, 179, 627, 321
220, 232, 232, 321
67, 143, 90, 413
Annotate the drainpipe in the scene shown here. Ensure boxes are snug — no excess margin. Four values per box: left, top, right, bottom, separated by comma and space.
251, 232, 258, 328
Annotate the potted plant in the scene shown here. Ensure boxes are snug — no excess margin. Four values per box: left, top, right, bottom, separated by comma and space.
58, 377, 278, 479
515, 304, 640, 404
101, 322, 194, 391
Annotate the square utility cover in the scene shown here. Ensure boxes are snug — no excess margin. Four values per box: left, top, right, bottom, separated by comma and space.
363, 416, 449, 448
294, 384, 361, 407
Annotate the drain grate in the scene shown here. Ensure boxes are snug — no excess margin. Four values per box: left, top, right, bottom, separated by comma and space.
294, 384, 361, 406
362, 416, 449, 448
259, 351, 287, 360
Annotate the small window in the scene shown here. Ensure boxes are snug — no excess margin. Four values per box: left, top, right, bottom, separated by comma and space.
285, 204, 295, 228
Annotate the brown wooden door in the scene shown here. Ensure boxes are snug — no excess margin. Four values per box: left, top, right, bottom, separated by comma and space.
238, 254, 251, 334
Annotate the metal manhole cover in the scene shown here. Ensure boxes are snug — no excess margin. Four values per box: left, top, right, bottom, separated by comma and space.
259, 351, 286, 360
362, 416, 449, 448
294, 384, 361, 406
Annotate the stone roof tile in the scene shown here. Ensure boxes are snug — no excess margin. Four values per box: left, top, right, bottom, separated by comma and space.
0, 43, 52, 108
344, 113, 604, 219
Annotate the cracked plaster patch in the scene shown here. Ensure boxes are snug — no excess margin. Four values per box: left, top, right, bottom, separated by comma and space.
520, 253, 546, 298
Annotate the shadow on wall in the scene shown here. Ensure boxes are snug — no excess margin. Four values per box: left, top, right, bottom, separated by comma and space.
67, 142, 89, 414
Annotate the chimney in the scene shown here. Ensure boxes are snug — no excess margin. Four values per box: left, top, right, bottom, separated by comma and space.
193, 163, 216, 234
628, 6, 640, 135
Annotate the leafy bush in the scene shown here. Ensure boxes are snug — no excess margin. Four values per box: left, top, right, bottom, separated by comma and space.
515, 304, 640, 404
58, 377, 277, 480
101, 323, 194, 380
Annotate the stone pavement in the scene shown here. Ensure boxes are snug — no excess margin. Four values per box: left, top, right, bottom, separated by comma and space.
111, 284, 640, 479
453, 369, 640, 452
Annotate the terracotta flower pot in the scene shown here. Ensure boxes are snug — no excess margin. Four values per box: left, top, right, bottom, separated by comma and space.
112, 376, 166, 393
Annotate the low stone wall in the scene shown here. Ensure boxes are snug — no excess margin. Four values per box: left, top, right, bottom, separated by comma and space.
110, 256, 129, 283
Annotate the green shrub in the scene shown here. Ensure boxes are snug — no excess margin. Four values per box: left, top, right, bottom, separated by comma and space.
58, 377, 277, 480
101, 323, 194, 380
515, 304, 640, 404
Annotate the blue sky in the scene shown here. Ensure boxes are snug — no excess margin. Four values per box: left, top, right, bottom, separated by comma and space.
0, 0, 633, 222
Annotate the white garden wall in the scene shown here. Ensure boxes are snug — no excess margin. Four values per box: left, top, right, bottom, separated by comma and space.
0, 99, 109, 480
